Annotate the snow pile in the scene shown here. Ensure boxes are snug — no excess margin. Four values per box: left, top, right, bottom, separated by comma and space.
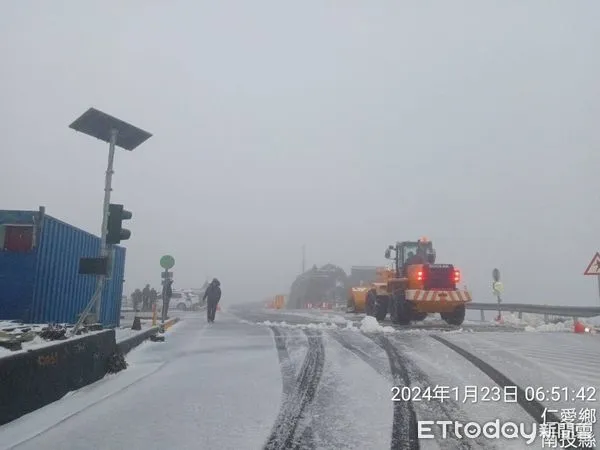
344, 320, 358, 330
0, 321, 48, 331
524, 321, 572, 333
496, 312, 600, 332
499, 312, 546, 327
587, 315, 600, 327
359, 316, 397, 334
501, 312, 573, 328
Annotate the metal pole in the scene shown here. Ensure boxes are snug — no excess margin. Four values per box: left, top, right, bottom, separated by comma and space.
497, 294, 502, 320
70, 129, 118, 334
597, 274, 600, 305
94, 128, 118, 320
161, 269, 168, 324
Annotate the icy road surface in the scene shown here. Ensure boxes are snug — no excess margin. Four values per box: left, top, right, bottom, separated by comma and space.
1, 306, 598, 450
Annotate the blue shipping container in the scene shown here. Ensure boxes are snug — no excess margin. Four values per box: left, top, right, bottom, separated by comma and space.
0, 207, 125, 327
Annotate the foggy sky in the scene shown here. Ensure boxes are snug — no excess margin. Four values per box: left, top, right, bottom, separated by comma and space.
2, 1, 599, 306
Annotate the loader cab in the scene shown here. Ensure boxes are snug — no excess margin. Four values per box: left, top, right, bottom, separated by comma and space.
385, 240, 436, 276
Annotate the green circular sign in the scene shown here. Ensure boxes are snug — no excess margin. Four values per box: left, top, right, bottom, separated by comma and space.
160, 255, 175, 269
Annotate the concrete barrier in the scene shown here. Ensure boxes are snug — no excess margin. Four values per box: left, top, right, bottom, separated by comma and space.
0, 329, 116, 426
0, 317, 181, 426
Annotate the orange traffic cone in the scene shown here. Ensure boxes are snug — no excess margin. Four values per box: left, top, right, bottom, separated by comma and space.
574, 321, 586, 333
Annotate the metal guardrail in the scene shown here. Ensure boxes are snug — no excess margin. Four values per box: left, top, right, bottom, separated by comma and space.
467, 302, 600, 321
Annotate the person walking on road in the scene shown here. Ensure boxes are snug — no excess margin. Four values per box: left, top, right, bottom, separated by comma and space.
142, 284, 151, 311
203, 278, 222, 323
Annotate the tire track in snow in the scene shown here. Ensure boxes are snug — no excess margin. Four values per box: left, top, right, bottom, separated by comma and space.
365, 334, 420, 450
328, 331, 421, 449
385, 334, 502, 449
265, 329, 325, 450
430, 335, 593, 450
329, 330, 391, 377
269, 326, 297, 396
355, 332, 495, 449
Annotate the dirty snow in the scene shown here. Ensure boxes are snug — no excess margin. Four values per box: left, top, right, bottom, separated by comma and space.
440, 332, 600, 440
0, 329, 108, 358
497, 312, 599, 333
258, 320, 340, 330
303, 334, 392, 449
358, 316, 397, 333
261, 309, 350, 325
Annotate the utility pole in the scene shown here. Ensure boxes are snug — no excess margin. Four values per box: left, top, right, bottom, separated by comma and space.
94, 128, 118, 318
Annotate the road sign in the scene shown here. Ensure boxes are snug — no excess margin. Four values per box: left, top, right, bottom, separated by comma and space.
584, 252, 600, 275
161, 271, 173, 279
492, 268, 500, 282
492, 281, 504, 295
160, 255, 175, 270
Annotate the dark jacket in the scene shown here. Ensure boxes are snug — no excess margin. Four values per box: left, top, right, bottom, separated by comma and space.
203, 281, 222, 302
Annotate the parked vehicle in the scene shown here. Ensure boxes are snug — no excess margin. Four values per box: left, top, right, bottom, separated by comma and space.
160, 289, 203, 311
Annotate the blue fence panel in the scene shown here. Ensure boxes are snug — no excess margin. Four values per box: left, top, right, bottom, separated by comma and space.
31, 215, 99, 324
31, 215, 125, 326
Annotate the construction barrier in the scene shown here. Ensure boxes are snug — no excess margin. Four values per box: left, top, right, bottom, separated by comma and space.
274, 295, 285, 309
265, 295, 286, 309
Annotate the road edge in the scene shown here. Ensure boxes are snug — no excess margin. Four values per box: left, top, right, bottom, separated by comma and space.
116, 317, 181, 355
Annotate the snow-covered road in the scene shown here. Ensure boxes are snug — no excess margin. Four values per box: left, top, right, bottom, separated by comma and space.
1, 306, 598, 449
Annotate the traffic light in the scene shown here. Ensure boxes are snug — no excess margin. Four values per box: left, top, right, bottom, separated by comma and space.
106, 203, 132, 245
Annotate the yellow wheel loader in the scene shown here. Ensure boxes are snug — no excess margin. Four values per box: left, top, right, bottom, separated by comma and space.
347, 238, 471, 325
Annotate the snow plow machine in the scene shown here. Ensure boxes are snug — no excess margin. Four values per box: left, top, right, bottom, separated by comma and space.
347, 238, 471, 325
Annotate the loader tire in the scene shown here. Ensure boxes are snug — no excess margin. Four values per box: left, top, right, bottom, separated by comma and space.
346, 297, 356, 313
375, 296, 388, 321
413, 312, 427, 321
390, 292, 411, 325
441, 305, 465, 326
365, 300, 374, 317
